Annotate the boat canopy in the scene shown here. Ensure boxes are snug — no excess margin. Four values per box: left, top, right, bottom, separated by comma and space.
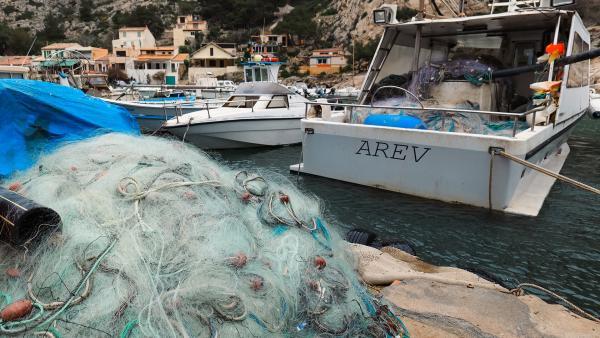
234, 82, 292, 96
0, 79, 139, 177
381, 9, 569, 35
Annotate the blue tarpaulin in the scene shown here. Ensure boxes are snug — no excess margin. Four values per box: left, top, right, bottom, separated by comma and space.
0, 79, 139, 177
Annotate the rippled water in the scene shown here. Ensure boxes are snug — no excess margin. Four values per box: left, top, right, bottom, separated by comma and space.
211, 117, 600, 316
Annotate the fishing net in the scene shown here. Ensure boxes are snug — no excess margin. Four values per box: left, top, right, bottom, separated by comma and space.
350, 97, 527, 136
0, 134, 408, 337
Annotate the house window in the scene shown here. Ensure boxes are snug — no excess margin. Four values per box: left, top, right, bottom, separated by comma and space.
179, 17, 185, 23
567, 32, 589, 88
162, 63, 166, 69
171, 63, 176, 72
317, 58, 327, 64
122, 31, 127, 37
119, 63, 125, 70
209, 60, 216, 67
210, 48, 214, 56
137, 32, 141, 37
116, 51, 126, 57
219, 60, 224, 68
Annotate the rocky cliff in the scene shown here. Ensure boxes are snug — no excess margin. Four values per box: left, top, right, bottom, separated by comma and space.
318, 0, 600, 46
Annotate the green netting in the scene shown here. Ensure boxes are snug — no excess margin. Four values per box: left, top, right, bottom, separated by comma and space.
0, 134, 408, 337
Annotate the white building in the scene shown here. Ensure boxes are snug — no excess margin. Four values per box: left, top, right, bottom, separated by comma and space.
112, 27, 156, 50
173, 15, 208, 48
188, 42, 239, 81
128, 47, 188, 85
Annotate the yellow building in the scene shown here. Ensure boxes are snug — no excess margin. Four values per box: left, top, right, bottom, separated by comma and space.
173, 15, 208, 48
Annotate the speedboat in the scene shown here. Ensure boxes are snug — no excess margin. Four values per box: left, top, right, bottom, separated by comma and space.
163, 82, 308, 149
291, 1, 596, 216
104, 89, 219, 131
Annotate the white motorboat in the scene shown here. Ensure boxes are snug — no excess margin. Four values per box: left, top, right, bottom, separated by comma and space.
163, 82, 308, 149
292, 1, 595, 216
104, 89, 221, 131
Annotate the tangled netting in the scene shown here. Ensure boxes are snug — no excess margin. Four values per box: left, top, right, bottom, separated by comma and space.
407, 58, 498, 100
0, 134, 408, 337
350, 97, 528, 136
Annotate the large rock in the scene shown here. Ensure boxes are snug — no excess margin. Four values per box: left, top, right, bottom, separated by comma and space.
351, 244, 600, 338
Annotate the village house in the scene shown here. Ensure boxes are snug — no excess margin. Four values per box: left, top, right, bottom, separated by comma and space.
128, 46, 188, 85
112, 27, 156, 50
40, 43, 109, 74
250, 33, 288, 55
173, 15, 208, 48
305, 47, 348, 75
188, 42, 239, 82
0, 55, 33, 67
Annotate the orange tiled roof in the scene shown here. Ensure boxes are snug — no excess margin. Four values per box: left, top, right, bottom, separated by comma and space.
136, 55, 174, 61
172, 53, 188, 62
140, 46, 176, 51
0, 55, 33, 66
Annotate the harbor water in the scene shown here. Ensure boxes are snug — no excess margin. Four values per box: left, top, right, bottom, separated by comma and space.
212, 117, 600, 316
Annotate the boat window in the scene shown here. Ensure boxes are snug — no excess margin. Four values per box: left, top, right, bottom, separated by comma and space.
266, 95, 288, 108
261, 67, 269, 81
253, 68, 261, 81
513, 42, 537, 67
223, 96, 259, 108
0, 73, 11, 79
245, 68, 252, 81
567, 32, 589, 88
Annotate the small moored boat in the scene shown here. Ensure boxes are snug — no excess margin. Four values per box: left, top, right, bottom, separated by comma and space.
163, 82, 308, 149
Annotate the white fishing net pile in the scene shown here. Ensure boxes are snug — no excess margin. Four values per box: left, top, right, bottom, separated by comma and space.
0, 134, 406, 337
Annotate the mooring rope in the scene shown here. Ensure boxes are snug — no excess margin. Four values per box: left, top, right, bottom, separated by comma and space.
492, 149, 600, 195
510, 283, 600, 323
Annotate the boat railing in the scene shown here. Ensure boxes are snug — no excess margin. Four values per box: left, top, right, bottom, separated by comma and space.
303, 101, 548, 137
174, 97, 291, 121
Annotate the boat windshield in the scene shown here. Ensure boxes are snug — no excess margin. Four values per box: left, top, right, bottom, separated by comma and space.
223, 95, 259, 108
266, 95, 289, 108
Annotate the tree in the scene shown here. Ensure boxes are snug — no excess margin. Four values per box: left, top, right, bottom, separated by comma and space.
112, 6, 166, 38
197, 0, 287, 30
273, 5, 317, 39
79, 0, 94, 22
39, 14, 66, 43
0, 22, 36, 55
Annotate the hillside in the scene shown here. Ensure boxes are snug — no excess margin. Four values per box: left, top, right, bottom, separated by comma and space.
1, 0, 599, 51
1, 0, 599, 83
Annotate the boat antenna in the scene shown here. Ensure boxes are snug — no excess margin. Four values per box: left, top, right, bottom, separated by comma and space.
21, 35, 37, 66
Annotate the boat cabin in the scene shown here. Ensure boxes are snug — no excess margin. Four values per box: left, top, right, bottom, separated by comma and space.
241, 61, 282, 83
352, 3, 590, 136
222, 82, 293, 109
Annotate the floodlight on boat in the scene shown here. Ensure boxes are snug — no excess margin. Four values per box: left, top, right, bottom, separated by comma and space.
373, 5, 398, 25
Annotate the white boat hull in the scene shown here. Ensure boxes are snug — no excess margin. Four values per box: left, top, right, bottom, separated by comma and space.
103, 99, 215, 131
292, 114, 584, 216
167, 118, 303, 149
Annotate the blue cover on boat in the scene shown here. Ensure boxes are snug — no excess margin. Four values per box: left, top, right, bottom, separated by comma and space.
364, 114, 427, 129
0, 79, 139, 177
